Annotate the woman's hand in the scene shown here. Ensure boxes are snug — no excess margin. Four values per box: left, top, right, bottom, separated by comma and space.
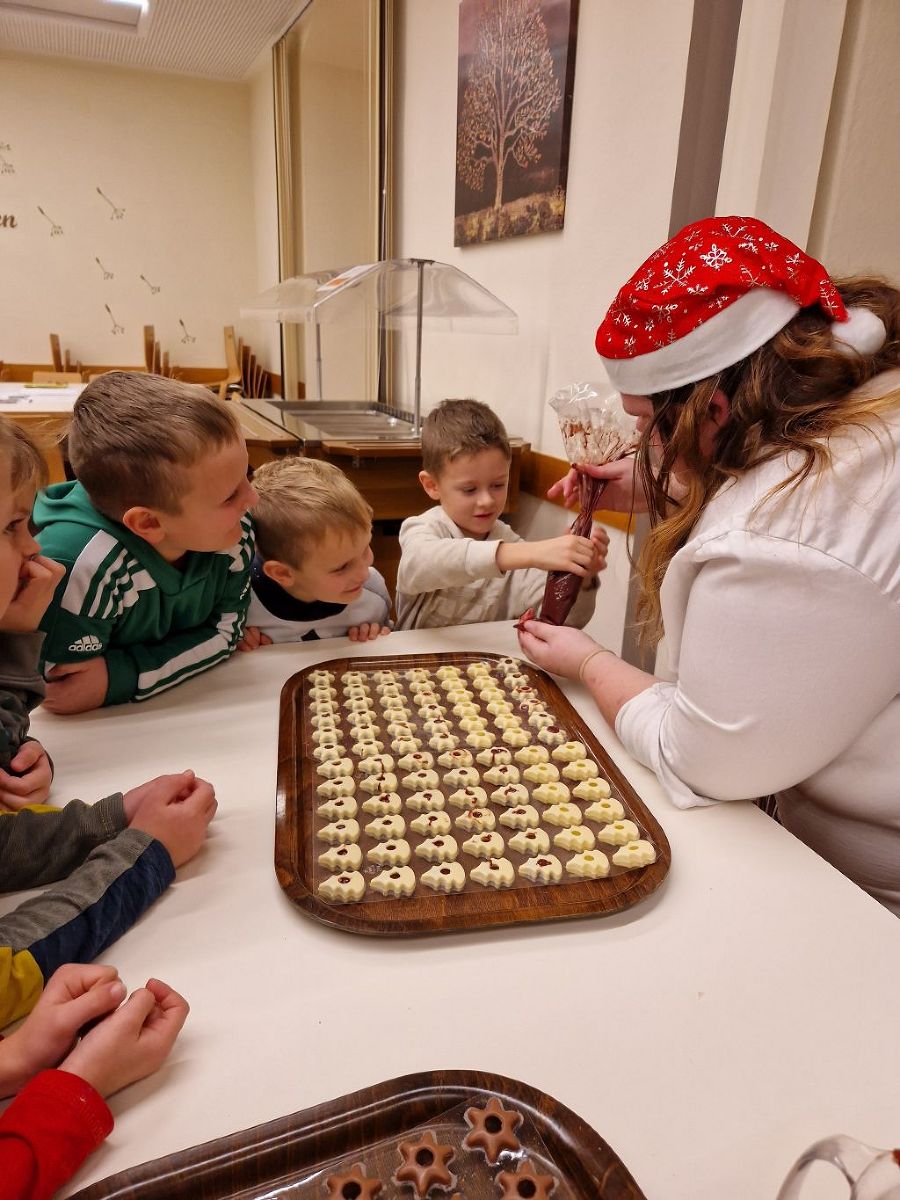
547, 457, 645, 514
516, 620, 604, 680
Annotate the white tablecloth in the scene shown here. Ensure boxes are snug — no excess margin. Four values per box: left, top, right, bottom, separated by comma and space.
0, 383, 82, 413
5, 622, 897, 1198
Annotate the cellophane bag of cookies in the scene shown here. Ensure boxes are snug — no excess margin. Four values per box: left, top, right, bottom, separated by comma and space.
538, 383, 638, 626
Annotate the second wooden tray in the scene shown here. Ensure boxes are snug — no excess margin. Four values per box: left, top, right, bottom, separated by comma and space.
276, 651, 670, 935
70, 1070, 648, 1199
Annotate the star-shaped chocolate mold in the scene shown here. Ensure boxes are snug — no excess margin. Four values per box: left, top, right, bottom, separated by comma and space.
496, 1160, 557, 1200
462, 1095, 523, 1163
325, 1161, 383, 1199
394, 1129, 455, 1197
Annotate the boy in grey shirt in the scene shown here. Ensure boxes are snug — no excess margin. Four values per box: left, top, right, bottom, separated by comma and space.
396, 400, 607, 630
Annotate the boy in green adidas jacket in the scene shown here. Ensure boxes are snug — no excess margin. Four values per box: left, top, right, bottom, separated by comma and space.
33, 372, 258, 713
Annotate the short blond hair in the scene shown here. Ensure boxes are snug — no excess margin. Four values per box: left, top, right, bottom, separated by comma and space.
421, 399, 511, 477
252, 456, 373, 565
69, 371, 242, 520
0, 417, 49, 493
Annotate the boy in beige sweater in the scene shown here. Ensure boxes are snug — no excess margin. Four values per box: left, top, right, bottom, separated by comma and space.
396, 399, 607, 630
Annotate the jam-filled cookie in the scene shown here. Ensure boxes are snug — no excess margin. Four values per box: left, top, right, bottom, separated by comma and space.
553, 824, 596, 852
566, 849, 610, 879
317, 843, 363, 872
461, 831, 505, 859
366, 839, 411, 866
317, 871, 366, 903
612, 839, 657, 868
409, 810, 452, 837
596, 818, 641, 846
405, 789, 446, 813
420, 862, 466, 893
517, 854, 563, 884
469, 857, 515, 890
370, 865, 417, 898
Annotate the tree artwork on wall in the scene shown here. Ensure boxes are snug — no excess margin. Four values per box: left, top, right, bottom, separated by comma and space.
454, 0, 579, 246
95, 257, 114, 280
141, 273, 161, 294
179, 318, 196, 344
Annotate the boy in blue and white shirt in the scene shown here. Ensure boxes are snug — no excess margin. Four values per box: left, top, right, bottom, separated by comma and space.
241, 457, 391, 648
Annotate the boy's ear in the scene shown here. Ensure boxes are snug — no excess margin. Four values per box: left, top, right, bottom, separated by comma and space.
262, 559, 295, 588
419, 470, 441, 502
121, 506, 165, 546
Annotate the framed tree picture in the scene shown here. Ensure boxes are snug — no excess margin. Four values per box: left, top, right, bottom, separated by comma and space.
455, 0, 580, 246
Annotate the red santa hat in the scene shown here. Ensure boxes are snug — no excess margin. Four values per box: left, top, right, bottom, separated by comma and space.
595, 216, 886, 395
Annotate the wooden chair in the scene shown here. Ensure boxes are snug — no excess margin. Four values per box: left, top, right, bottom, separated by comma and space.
49, 333, 63, 372
215, 326, 243, 400
143, 325, 160, 374
32, 370, 83, 384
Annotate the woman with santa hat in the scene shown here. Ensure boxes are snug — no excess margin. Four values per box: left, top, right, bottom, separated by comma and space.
518, 215, 900, 913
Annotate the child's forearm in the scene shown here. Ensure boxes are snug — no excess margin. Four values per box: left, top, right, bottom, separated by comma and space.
495, 541, 532, 574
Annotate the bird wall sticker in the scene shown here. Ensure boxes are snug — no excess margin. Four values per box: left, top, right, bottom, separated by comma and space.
104, 303, 125, 334
96, 187, 125, 220
178, 318, 196, 344
95, 257, 114, 280
140, 274, 161, 294
0, 153, 14, 175
37, 206, 63, 236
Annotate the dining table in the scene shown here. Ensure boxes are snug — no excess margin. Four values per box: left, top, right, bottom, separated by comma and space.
3, 621, 898, 1198
0, 382, 297, 477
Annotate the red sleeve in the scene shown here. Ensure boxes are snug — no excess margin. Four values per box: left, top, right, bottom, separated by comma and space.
0, 1069, 113, 1200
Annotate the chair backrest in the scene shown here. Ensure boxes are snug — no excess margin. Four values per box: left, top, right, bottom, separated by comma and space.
49, 333, 63, 371
217, 326, 243, 399
32, 370, 83, 384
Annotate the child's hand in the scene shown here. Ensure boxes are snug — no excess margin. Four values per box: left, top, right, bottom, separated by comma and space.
0, 963, 126, 1098
0, 555, 65, 632
527, 533, 598, 576
123, 769, 196, 821
236, 626, 272, 652
43, 657, 109, 714
126, 771, 217, 868
58, 978, 189, 1100
590, 525, 610, 569
348, 623, 391, 642
0, 739, 53, 810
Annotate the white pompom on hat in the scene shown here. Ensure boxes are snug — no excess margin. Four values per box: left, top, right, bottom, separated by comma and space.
596, 216, 887, 395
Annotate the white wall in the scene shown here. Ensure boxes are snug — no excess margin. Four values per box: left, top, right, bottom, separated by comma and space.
0, 53, 259, 371
808, 0, 900, 280
716, 0, 846, 249
243, 50, 282, 380
395, 0, 694, 457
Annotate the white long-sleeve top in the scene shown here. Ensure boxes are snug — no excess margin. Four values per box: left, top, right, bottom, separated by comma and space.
616, 371, 900, 914
395, 505, 598, 631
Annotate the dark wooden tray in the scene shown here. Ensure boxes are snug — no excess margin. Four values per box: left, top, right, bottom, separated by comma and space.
70, 1070, 647, 1199
275, 652, 670, 935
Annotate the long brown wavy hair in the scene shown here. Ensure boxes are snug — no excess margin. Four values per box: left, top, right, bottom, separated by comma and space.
634, 276, 900, 643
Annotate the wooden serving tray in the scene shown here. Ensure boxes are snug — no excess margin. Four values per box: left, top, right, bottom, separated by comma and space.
275, 652, 670, 935
70, 1070, 647, 1199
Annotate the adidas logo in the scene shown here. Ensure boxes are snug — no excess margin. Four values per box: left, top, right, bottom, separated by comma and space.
68, 634, 103, 653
